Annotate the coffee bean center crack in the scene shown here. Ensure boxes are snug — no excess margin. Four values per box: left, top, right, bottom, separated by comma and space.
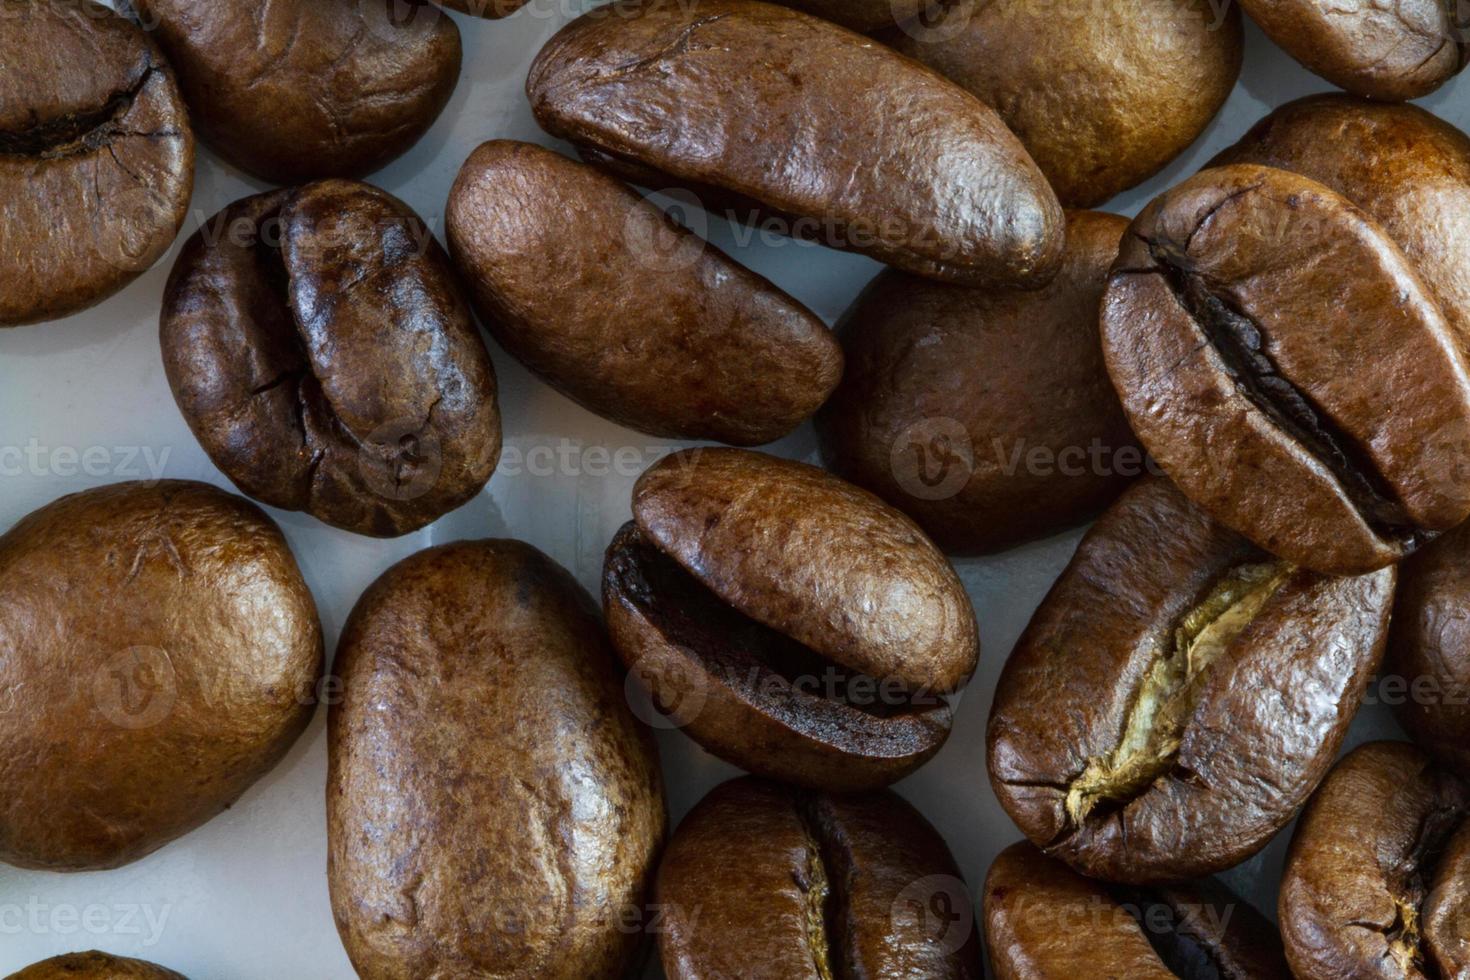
0, 62, 172, 159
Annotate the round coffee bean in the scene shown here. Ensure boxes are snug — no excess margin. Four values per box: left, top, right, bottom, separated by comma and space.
6, 952, 186, 979
0, 0, 193, 327
988, 476, 1394, 883
603, 448, 978, 791
160, 180, 502, 538
1102, 163, 1470, 575
131, 0, 461, 183
656, 777, 983, 979
817, 210, 1138, 554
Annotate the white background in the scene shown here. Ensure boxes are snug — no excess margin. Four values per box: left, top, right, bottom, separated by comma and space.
1, 3, 1467, 976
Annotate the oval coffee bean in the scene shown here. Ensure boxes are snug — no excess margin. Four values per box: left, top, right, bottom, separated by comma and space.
988, 476, 1394, 883
329, 540, 666, 979
1280, 741, 1470, 979
984, 841, 1291, 979
446, 140, 841, 445
5, 952, 186, 980
656, 777, 983, 979
161, 181, 502, 537
0, 481, 323, 872
766, 0, 929, 31
1238, 0, 1466, 101
1388, 519, 1470, 780
131, 0, 460, 183
527, 0, 1064, 287
1212, 95, 1470, 356
603, 448, 978, 791
817, 210, 1138, 554
0, 0, 193, 327
1102, 164, 1470, 575
882, 0, 1242, 208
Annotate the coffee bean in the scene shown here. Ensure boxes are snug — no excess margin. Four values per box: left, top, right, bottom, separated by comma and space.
130, 0, 461, 183
6, 952, 187, 979
328, 540, 666, 980
0, 0, 193, 327
881, 0, 1243, 208
1238, 0, 1466, 101
817, 210, 1138, 554
446, 140, 841, 445
603, 448, 978, 791
984, 841, 1291, 979
1102, 164, 1470, 575
160, 180, 502, 538
526, 0, 1064, 286
988, 476, 1394, 883
1280, 741, 1470, 979
656, 777, 983, 979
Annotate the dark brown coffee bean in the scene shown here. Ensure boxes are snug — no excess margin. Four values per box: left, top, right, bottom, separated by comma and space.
766, 0, 930, 31
161, 180, 502, 538
603, 448, 978, 791
0, 481, 323, 872
984, 841, 1291, 979
988, 476, 1394, 883
1212, 95, 1470, 357
446, 140, 841, 445
881, 0, 1242, 208
130, 0, 460, 183
0, 0, 193, 327
329, 540, 666, 980
656, 777, 983, 979
1238, 0, 1466, 101
817, 210, 1138, 554
1280, 741, 1470, 979
527, 0, 1064, 287
6, 952, 187, 979
1102, 164, 1470, 575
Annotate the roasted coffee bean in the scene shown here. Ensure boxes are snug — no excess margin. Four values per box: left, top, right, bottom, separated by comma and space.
1238, 0, 1467, 101
984, 842, 1291, 979
1102, 164, 1470, 576
329, 540, 666, 980
1212, 95, 1470, 355
5, 952, 186, 980
130, 0, 460, 183
1280, 741, 1470, 979
446, 140, 841, 445
882, 0, 1242, 208
1388, 519, 1470, 780
988, 477, 1394, 883
0, 0, 193, 327
656, 777, 983, 979
0, 481, 323, 872
817, 210, 1138, 554
527, 0, 1064, 287
603, 448, 978, 791
766, 0, 929, 31
161, 180, 502, 538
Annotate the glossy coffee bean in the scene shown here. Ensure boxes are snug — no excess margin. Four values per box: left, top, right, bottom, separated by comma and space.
657, 777, 983, 979
446, 140, 841, 445
161, 181, 501, 537
984, 842, 1291, 979
131, 0, 461, 183
527, 0, 1064, 286
6, 952, 186, 980
603, 448, 978, 791
1212, 95, 1470, 356
329, 540, 666, 980
766, 0, 929, 31
988, 476, 1394, 883
0, 0, 193, 327
1102, 164, 1470, 575
0, 481, 323, 872
1238, 0, 1466, 101
882, 0, 1242, 208
1280, 741, 1470, 979
817, 210, 1138, 554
